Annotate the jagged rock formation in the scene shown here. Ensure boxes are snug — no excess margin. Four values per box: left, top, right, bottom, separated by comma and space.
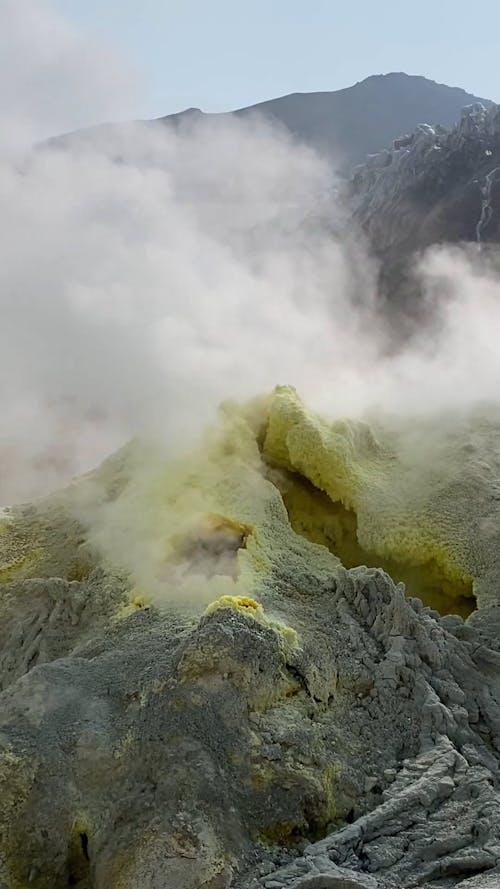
3, 389, 500, 887
350, 103, 500, 314
48, 74, 491, 174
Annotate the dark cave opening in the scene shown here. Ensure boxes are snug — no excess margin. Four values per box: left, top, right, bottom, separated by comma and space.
173, 515, 250, 579
80, 833, 89, 862
66, 827, 92, 888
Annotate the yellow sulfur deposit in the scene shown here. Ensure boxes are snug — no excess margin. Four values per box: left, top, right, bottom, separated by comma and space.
205, 594, 262, 614
2, 385, 494, 619
75, 386, 492, 616
206, 594, 299, 651
81, 398, 338, 614
117, 589, 152, 618
261, 386, 477, 614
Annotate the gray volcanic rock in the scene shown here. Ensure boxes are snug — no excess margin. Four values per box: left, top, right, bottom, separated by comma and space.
350, 103, 500, 316
3, 392, 500, 887
3, 556, 500, 888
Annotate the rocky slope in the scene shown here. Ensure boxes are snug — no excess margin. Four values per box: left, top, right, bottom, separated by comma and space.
350, 102, 500, 315
228, 73, 492, 171
3, 389, 500, 888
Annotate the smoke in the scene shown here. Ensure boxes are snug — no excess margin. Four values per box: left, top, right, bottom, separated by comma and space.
354, 246, 500, 418
0, 0, 140, 156
0, 116, 369, 503
2, 1, 500, 508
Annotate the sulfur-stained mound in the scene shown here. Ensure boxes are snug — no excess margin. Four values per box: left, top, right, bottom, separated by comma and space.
2, 388, 500, 888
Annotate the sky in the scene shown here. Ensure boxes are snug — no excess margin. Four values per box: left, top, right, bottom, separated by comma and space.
54, 0, 500, 120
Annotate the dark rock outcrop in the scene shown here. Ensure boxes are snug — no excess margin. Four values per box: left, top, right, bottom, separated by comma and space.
349, 103, 500, 317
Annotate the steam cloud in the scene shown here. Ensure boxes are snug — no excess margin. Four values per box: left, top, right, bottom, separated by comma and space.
1, 1, 500, 505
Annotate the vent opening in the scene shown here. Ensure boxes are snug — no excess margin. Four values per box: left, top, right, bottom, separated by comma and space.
66, 824, 92, 888
172, 515, 251, 579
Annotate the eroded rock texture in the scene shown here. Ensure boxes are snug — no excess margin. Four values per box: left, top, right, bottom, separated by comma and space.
350, 102, 500, 316
2, 389, 500, 888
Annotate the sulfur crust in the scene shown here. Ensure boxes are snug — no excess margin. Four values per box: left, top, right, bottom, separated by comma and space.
93, 399, 338, 612
0, 511, 36, 584
261, 386, 478, 609
71, 386, 485, 614
1, 384, 495, 616
205, 594, 299, 651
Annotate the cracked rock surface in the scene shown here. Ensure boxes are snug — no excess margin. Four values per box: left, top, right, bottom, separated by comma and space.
2, 394, 500, 888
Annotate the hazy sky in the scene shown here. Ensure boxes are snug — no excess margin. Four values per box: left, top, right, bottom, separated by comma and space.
55, 0, 500, 119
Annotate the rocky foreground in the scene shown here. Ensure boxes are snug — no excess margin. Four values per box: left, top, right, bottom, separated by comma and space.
2, 388, 500, 888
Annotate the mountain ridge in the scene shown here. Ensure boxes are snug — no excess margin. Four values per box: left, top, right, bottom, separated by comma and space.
159, 72, 492, 170
47, 72, 492, 173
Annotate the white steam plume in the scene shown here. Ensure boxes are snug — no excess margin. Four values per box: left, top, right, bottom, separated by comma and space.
1, 1, 500, 506
0, 0, 140, 156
